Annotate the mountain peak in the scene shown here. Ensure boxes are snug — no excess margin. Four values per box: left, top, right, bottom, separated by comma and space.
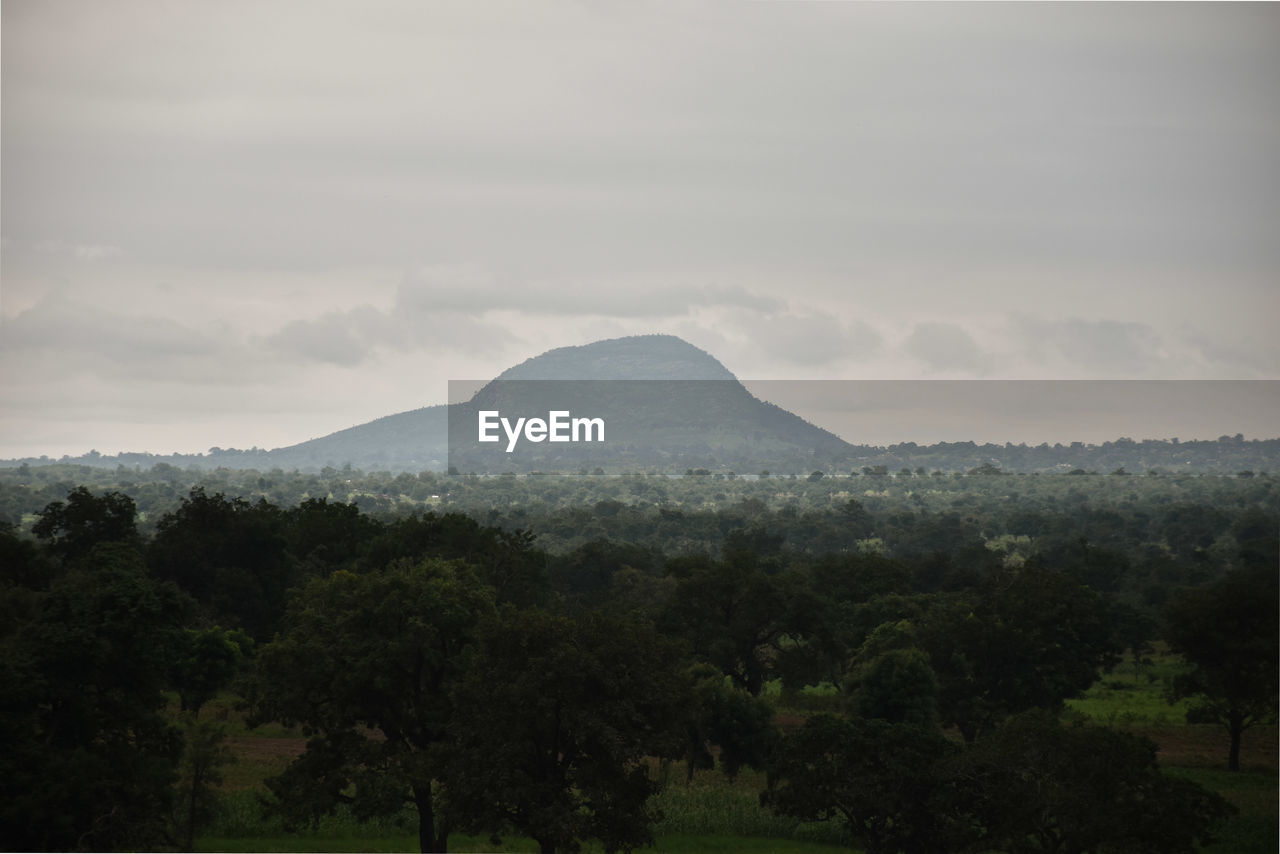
495, 334, 736, 381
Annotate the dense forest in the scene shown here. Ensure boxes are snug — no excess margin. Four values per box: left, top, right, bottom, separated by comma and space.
1, 467, 1276, 853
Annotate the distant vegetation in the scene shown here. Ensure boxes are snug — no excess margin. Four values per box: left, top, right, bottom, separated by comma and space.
5, 431, 1279, 476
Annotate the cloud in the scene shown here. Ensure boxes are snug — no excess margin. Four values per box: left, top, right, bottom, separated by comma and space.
395, 265, 781, 319
264, 294, 520, 367
1009, 315, 1164, 373
26, 239, 127, 262
902, 322, 989, 373
742, 312, 883, 367
266, 306, 385, 367
3, 292, 223, 364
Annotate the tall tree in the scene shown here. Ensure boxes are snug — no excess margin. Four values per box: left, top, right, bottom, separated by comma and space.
446, 608, 687, 854
1164, 565, 1279, 770
249, 558, 494, 853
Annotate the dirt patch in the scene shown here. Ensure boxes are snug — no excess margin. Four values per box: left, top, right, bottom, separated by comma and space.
1134, 724, 1278, 772
772, 713, 808, 735
227, 736, 307, 761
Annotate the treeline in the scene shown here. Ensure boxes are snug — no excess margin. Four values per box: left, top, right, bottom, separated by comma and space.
1, 485, 1276, 852
3, 431, 1279, 475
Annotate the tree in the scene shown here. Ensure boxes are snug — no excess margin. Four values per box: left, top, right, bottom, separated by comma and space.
446, 607, 687, 854
847, 646, 939, 729
366, 512, 548, 607
762, 714, 958, 854
0, 519, 54, 590
169, 625, 254, 716
149, 487, 292, 640
661, 554, 809, 696
283, 497, 383, 576
174, 714, 236, 851
249, 558, 494, 853
32, 486, 139, 565
682, 664, 778, 783
952, 712, 1233, 854
917, 565, 1121, 741
0, 544, 188, 850
1164, 565, 1279, 770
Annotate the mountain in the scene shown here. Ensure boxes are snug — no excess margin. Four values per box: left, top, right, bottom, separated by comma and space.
255, 404, 451, 473
257, 335, 852, 473
448, 336, 852, 473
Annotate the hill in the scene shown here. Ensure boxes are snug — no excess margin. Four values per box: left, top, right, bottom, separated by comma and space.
445, 336, 852, 473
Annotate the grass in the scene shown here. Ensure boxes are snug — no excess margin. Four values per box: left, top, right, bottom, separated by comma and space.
652, 767, 850, 847
1167, 767, 1279, 854
197, 834, 851, 853
1063, 651, 1193, 727
199, 774, 855, 853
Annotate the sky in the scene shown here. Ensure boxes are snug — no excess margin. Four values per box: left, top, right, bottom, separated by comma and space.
3, 1, 1279, 458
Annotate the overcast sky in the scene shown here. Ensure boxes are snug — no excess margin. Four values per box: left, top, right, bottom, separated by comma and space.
3, 1, 1278, 458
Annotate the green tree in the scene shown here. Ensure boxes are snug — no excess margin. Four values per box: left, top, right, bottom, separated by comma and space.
1164, 565, 1279, 770
917, 565, 1121, 741
0, 544, 188, 850
0, 519, 54, 590
32, 486, 140, 565
283, 497, 383, 576
169, 625, 255, 716
661, 554, 809, 696
249, 558, 494, 852
366, 512, 548, 607
446, 608, 687, 854
762, 714, 957, 854
682, 664, 779, 783
149, 487, 292, 640
952, 712, 1233, 854
847, 646, 939, 729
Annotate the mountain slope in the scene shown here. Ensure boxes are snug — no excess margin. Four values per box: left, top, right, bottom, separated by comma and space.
495, 335, 736, 381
